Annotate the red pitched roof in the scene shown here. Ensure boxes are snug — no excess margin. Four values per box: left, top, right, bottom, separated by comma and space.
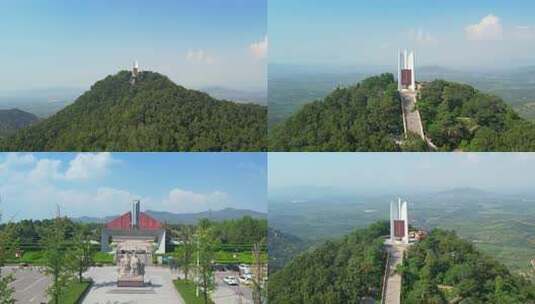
106, 212, 162, 231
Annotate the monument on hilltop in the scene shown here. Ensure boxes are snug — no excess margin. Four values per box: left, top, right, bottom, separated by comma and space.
398, 50, 415, 92
389, 198, 410, 245
131, 61, 141, 85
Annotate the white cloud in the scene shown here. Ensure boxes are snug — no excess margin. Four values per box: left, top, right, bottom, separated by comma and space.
513, 25, 535, 40
0, 153, 36, 173
408, 28, 437, 44
465, 14, 503, 41
28, 159, 62, 182
186, 49, 215, 64
249, 36, 268, 60
65, 152, 115, 181
163, 188, 229, 213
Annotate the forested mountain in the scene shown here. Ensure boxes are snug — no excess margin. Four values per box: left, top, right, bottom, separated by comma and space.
418, 80, 535, 151
0, 108, 39, 136
269, 73, 535, 151
401, 229, 535, 303
269, 222, 388, 303
268, 228, 309, 273
269, 74, 404, 151
0, 71, 266, 151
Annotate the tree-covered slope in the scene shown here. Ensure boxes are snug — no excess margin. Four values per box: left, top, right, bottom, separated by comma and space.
268, 228, 309, 273
418, 80, 535, 151
269, 74, 404, 151
401, 229, 535, 303
270, 74, 535, 151
268, 221, 388, 304
0, 71, 266, 151
0, 108, 39, 136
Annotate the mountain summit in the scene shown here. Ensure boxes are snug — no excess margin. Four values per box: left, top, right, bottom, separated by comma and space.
0, 108, 39, 136
0, 71, 266, 151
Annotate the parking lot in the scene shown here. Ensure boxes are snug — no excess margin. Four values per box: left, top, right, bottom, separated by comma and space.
2, 265, 254, 304
3, 266, 50, 303
212, 271, 253, 304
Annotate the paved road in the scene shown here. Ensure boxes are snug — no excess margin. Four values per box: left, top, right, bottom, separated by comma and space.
83, 266, 184, 304
383, 245, 406, 304
212, 271, 253, 304
400, 91, 425, 139
4, 266, 49, 304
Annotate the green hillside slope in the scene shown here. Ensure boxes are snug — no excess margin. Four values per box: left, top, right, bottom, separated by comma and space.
270, 73, 535, 151
0, 71, 266, 151
269, 222, 388, 303
0, 108, 39, 136
401, 229, 535, 303
269, 74, 404, 151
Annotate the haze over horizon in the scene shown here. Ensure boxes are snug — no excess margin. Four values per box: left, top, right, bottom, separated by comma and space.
0, 153, 267, 222
269, 153, 535, 195
269, 0, 535, 69
0, 0, 267, 93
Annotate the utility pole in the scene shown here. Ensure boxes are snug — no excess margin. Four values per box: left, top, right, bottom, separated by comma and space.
196, 233, 200, 297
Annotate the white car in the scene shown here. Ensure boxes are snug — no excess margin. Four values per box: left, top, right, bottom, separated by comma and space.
223, 275, 239, 286
239, 275, 252, 285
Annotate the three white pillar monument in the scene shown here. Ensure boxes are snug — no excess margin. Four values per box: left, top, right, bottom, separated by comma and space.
398, 50, 416, 91
390, 198, 409, 244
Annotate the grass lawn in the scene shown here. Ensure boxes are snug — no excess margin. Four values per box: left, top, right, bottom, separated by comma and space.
93, 252, 114, 265
214, 250, 267, 264
51, 280, 92, 304
173, 279, 214, 304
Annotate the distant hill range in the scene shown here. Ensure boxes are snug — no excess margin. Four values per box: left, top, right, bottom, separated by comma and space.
75, 208, 266, 225
0, 71, 266, 151
201, 86, 267, 105
0, 108, 39, 136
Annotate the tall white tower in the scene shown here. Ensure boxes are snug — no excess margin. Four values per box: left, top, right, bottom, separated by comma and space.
398, 50, 416, 91
390, 198, 409, 244
131, 200, 141, 229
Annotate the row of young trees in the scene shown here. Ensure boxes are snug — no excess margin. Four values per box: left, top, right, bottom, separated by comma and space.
0, 217, 94, 304
171, 218, 267, 304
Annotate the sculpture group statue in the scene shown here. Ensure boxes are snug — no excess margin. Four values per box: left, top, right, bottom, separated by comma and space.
118, 252, 145, 278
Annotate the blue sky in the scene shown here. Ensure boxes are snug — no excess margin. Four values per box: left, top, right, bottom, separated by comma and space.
0, 153, 267, 222
269, 0, 535, 68
269, 153, 535, 195
0, 0, 267, 92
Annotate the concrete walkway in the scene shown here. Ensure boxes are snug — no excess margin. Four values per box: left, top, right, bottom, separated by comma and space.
400, 91, 425, 140
383, 245, 407, 304
82, 266, 184, 304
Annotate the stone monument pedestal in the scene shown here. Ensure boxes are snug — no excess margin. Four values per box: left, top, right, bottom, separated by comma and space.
117, 276, 145, 287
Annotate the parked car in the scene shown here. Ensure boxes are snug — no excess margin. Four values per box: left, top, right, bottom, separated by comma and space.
223, 275, 239, 286
239, 275, 252, 285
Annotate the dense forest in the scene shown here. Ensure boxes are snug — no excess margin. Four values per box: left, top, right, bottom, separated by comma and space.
268, 228, 308, 273
0, 71, 266, 151
269, 74, 404, 151
0, 108, 39, 136
401, 229, 535, 303
270, 73, 535, 151
418, 79, 535, 151
268, 222, 388, 303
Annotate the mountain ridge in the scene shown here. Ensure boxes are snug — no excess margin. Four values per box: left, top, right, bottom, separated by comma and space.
74, 207, 266, 225
0, 70, 266, 151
